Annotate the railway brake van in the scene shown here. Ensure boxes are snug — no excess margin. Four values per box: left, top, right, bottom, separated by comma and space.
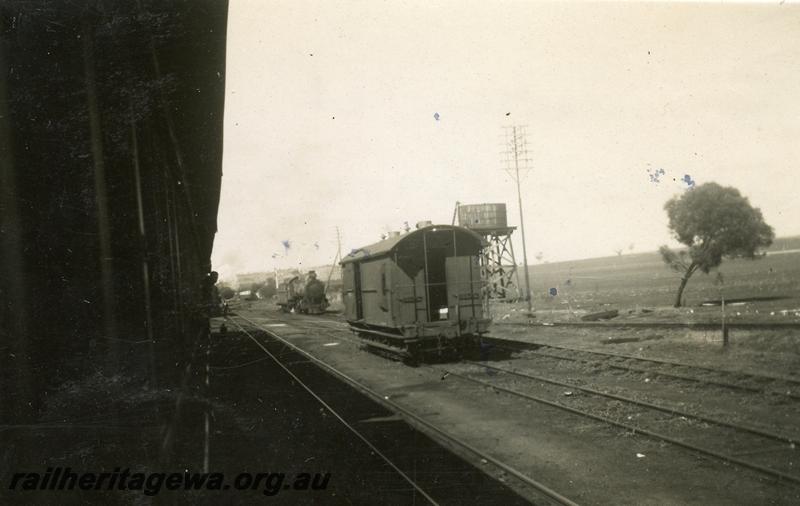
341, 224, 492, 360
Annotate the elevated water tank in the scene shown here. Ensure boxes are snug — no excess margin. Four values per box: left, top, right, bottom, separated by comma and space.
457, 203, 508, 231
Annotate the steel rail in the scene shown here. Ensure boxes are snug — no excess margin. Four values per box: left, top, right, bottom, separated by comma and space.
244, 313, 800, 390
237, 315, 799, 444
462, 360, 798, 444
233, 313, 580, 506
440, 367, 800, 486
242, 314, 800, 413
508, 339, 800, 387
235, 312, 800, 485
226, 317, 440, 506
485, 338, 800, 399
244, 314, 800, 388
494, 321, 800, 330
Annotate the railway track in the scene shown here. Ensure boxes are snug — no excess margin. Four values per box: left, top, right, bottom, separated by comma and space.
251, 313, 800, 401
225, 317, 440, 505
494, 321, 800, 330
445, 360, 800, 486
234, 310, 800, 490
485, 337, 800, 400
230, 312, 580, 506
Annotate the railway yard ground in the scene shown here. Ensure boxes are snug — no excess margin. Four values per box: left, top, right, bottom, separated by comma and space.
5, 297, 798, 505
225, 297, 800, 505
6, 244, 798, 505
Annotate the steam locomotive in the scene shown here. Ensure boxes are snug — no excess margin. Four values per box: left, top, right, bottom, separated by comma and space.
276, 272, 329, 315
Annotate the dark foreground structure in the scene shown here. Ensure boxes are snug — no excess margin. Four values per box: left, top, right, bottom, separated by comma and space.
0, 1, 228, 421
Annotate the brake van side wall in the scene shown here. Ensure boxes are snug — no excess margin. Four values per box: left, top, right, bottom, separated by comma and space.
358, 258, 392, 327
342, 262, 357, 321
390, 262, 427, 326
345, 257, 431, 329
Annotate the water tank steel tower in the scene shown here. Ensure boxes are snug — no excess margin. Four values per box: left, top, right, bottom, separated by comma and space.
457, 203, 520, 300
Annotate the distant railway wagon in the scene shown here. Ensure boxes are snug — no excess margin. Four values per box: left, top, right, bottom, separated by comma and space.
341, 224, 491, 360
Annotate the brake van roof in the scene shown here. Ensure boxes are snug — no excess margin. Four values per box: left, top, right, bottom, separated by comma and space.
340, 225, 485, 265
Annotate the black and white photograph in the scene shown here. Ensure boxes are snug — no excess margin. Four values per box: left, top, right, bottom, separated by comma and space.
1, 1, 799, 504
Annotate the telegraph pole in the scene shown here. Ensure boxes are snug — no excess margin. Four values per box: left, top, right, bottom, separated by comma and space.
336, 226, 342, 261
325, 227, 342, 293
503, 126, 533, 314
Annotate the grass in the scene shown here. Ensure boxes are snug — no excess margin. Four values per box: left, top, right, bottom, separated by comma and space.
501, 236, 800, 323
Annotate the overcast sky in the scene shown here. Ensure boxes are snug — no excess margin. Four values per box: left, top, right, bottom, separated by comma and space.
211, 1, 800, 281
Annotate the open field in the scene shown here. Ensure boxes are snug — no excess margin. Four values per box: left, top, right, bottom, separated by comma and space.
509, 236, 800, 323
